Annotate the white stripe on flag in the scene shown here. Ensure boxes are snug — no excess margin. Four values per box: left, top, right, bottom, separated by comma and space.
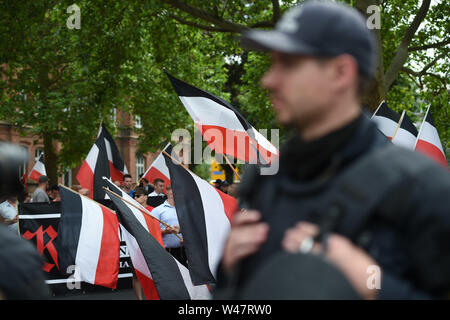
75, 196, 104, 284
104, 138, 113, 162
175, 258, 211, 300
392, 129, 417, 150
179, 96, 246, 132
86, 144, 99, 172
191, 172, 231, 279
120, 224, 153, 280
372, 115, 398, 138
417, 121, 445, 153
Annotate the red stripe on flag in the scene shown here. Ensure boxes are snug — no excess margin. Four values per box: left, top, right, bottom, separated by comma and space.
109, 161, 124, 182
144, 167, 170, 193
216, 189, 238, 224
76, 161, 94, 198
94, 206, 120, 289
29, 170, 43, 183
135, 269, 160, 300
142, 208, 165, 248
200, 124, 274, 164
416, 139, 448, 168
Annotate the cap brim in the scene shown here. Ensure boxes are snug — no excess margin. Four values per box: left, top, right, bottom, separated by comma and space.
240, 29, 317, 55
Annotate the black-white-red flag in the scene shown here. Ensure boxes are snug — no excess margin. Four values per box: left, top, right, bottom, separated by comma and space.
29, 153, 47, 183
163, 152, 238, 285
141, 143, 171, 189
166, 71, 279, 165
102, 177, 211, 300
76, 123, 128, 200
371, 101, 401, 140
56, 186, 120, 289
415, 106, 448, 168
391, 111, 418, 150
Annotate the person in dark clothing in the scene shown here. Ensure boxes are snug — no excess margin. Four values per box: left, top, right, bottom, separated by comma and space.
0, 224, 51, 299
215, 1, 450, 300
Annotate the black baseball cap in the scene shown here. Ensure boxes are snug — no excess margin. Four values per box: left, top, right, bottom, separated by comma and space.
38, 175, 49, 184
241, 1, 376, 78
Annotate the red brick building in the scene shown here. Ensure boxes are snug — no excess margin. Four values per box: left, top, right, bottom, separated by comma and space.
0, 110, 158, 191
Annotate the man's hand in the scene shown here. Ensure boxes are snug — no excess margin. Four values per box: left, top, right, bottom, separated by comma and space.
222, 210, 269, 275
4, 215, 18, 226
162, 225, 178, 235
282, 222, 380, 300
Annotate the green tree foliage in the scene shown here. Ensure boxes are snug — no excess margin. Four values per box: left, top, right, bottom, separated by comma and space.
0, 0, 448, 181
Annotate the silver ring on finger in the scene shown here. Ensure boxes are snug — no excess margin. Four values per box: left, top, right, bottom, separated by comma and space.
298, 236, 314, 254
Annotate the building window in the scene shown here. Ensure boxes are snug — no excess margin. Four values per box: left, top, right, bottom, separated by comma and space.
35, 148, 44, 161
136, 156, 145, 182
134, 115, 142, 129
62, 168, 72, 187
19, 146, 28, 177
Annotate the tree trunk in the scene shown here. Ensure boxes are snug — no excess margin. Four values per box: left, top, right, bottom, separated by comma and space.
43, 133, 58, 186
361, 29, 386, 111
355, 0, 386, 112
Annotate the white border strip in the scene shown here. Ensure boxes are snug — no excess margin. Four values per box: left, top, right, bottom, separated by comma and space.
19, 214, 61, 219
45, 273, 133, 284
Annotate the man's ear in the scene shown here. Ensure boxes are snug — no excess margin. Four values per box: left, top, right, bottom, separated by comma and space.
331, 54, 359, 93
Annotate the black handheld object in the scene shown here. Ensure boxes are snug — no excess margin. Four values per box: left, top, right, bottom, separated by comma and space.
0, 142, 29, 198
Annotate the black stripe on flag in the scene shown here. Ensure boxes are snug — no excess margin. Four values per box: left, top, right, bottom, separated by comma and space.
165, 70, 269, 166
105, 188, 191, 300
102, 123, 126, 172
425, 109, 435, 126
376, 101, 401, 122
400, 113, 419, 137
163, 152, 215, 285
93, 129, 110, 200
165, 70, 251, 133
56, 187, 83, 273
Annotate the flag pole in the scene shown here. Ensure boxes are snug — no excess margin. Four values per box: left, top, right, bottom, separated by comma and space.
413, 105, 430, 150
223, 154, 241, 181
391, 110, 405, 141
371, 100, 385, 119
101, 186, 183, 241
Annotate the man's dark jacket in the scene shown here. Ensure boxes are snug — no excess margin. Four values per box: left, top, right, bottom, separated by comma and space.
216, 114, 450, 299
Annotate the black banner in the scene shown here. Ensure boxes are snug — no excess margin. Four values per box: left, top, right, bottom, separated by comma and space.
18, 201, 132, 296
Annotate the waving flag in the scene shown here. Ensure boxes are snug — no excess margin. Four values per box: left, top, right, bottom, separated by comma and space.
166, 71, 278, 165
141, 143, 172, 189
76, 123, 128, 200
391, 111, 418, 150
56, 186, 120, 289
29, 153, 47, 183
415, 106, 448, 168
371, 101, 402, 140
103, 178, 211, 300
163, 152, 238, 285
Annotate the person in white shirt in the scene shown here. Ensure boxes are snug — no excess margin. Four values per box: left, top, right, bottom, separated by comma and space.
0, 197, 18, 233
151, 186, 186, 266
147, 178, 167, 207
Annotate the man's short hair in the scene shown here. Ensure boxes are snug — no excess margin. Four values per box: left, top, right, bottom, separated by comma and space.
123, 174, 132, 181
153, 178, 164, 185
38, 175, 49, 184
134, 187, 146, 198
